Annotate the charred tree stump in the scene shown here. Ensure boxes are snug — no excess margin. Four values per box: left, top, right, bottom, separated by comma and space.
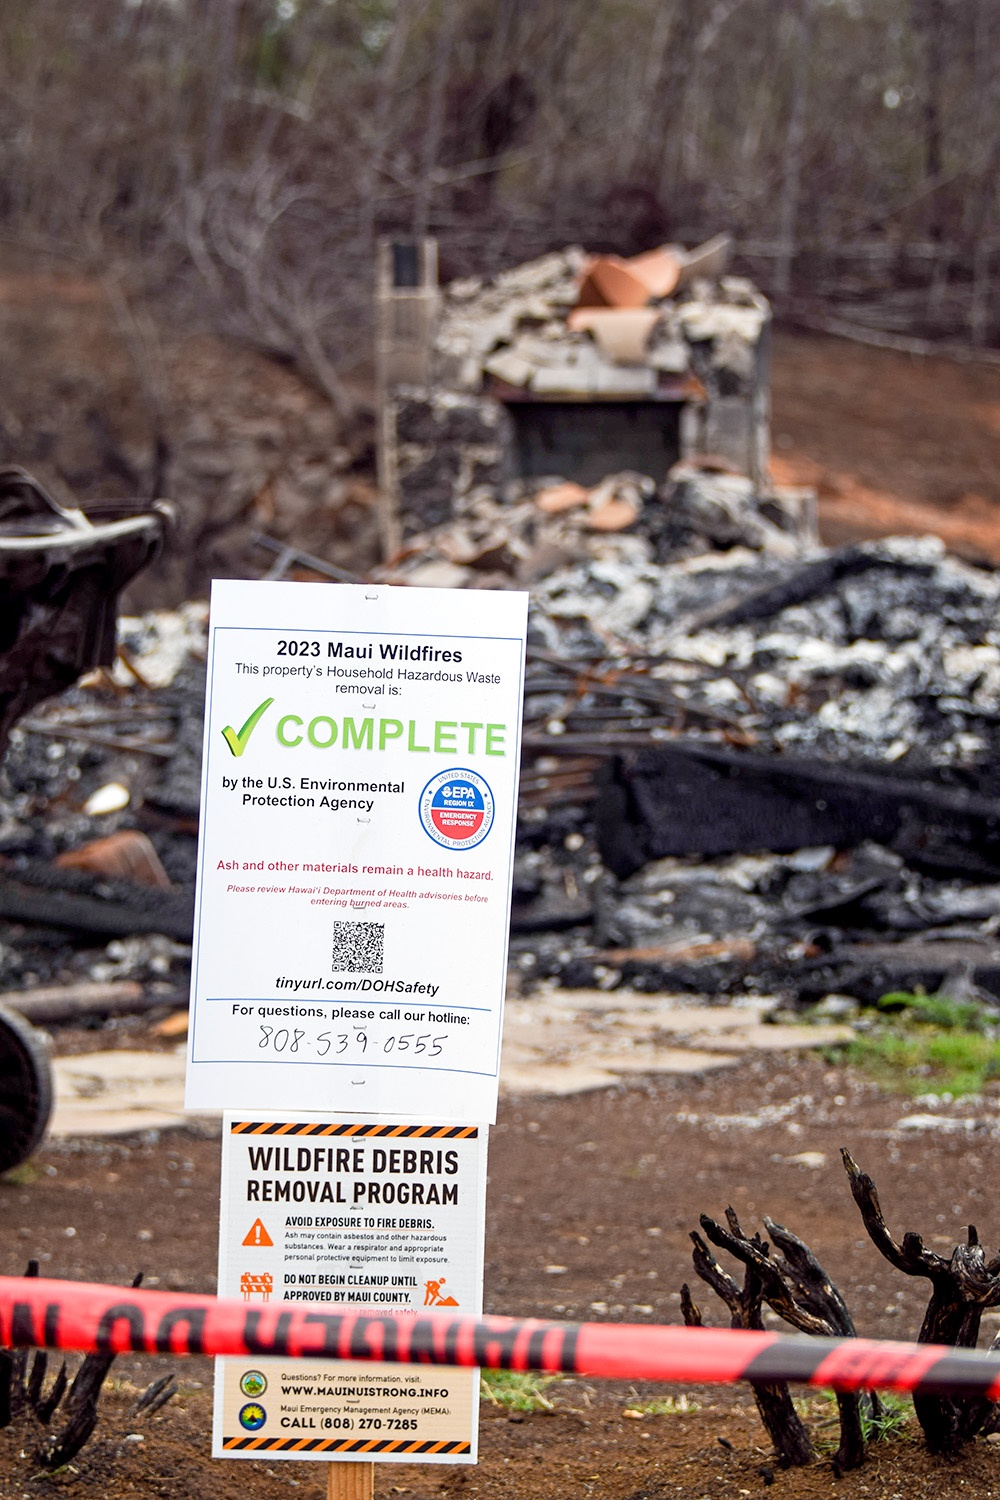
760, 1215, 874, 1474
700, 1208, 868, 1473
0, 1265, 176, 1471
687, 1211, 816, 1467
843, 1148, 1000, 1455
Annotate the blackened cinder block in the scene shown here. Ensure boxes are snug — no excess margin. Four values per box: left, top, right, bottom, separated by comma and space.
399, 447, 462, 532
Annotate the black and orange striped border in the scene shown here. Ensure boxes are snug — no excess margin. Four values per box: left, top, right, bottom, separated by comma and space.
222, 1436, 470, 1454
230, 1123, 478, 1139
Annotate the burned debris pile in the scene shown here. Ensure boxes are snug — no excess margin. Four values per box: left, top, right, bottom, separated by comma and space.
0, 238, 998, 1028
510, 520, 1000, 1005
0, 607, 205, 1001
0, 468, 996, 1026
380, 236, 772, 542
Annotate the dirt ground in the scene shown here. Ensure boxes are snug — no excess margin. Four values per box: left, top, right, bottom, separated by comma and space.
770, 329, 1000, 562
4, 1052, 1000, 1499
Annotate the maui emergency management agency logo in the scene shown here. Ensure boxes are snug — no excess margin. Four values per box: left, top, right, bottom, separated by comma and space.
419, 767, 495, 850
239, 1401, 268, 1431
240, 1370, 267, 1398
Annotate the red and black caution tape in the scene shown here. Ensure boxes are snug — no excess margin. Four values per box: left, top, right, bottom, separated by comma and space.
2, 1277, 1000, 1398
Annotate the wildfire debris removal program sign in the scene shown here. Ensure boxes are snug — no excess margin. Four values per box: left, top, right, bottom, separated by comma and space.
214, 1115, 487, 1461
184, 580, 527, 1121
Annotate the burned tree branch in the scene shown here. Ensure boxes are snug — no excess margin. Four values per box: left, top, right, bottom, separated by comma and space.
688, 1223, 815, 1467
700, 1210, 831, 1338
763, 1213, 872, 1471
1, 1266, 175, 1472
693, 1208, 872, 1472
842, 1149, 1000, 1453
679, 1283, 703, 1327
762, 1216, 856, 1337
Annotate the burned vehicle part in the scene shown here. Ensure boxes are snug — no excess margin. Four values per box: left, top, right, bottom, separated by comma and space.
0, 1003, 52, 1174
0, 467, 169, 1169
0, 467, 169, 757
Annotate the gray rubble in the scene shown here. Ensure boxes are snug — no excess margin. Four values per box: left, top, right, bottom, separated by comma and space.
389, 239, 772, 533
434, 247, 768, 401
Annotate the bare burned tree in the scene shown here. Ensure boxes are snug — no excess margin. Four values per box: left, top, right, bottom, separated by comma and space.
684, 1153, 1000, 1469
684, 1205, 887, 1472
0, 1263, 176, 1472
682, 1210, 816, 1468
842, 1148, 1000, 1455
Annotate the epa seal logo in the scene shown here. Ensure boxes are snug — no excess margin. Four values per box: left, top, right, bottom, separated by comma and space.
419, 768, 495, 851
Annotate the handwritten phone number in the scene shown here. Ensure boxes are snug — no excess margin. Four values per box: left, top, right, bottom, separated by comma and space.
257, 1024, 446, 1059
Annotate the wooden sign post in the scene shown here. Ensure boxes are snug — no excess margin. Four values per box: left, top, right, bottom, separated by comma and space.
328, 1460, 373, 1500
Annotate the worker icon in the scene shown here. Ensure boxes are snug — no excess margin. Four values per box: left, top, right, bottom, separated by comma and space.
424, 1276, 459, 1307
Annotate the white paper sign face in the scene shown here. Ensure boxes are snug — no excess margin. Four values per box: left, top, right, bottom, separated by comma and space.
213, 1113, 486, 1462
185, 581, 527, 1120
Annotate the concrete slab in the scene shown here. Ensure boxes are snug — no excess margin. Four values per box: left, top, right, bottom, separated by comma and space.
50, 1049, 211, 1138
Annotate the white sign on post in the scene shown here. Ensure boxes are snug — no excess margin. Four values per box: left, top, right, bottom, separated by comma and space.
185, 580, 527, 1121
214, 1113, 487, 1462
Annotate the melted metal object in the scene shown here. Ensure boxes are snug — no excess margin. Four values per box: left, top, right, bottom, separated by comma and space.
0, 466, 169, 759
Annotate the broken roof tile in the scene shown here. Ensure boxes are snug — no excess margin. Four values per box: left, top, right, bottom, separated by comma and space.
626, 245, 682, 298
576, 255, 653, 309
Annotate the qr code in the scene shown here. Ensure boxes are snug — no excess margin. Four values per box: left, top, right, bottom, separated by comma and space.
331, 920, 384, 974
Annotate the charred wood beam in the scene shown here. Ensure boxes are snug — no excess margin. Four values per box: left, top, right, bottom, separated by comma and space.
793, 940, 1000, 1006
0, 981, 183, 1025
678, 541, 937, 633
597, 741, 1000, 881
0, 872, 193, 942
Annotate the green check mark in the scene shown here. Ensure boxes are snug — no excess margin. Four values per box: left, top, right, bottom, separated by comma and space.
221, 697, 275, 757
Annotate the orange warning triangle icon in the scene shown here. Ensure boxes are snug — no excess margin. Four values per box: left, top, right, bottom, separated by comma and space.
242, 1218, 274, 1247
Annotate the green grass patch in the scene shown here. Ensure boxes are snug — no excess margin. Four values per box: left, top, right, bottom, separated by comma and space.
1, 1162, 41, 1186
799, 1389, 911, 1448
860, 1391, 912, 1442
480, 1369, 560, 1411
622, 1393, 699, 1417
821, 987, 1000, 1096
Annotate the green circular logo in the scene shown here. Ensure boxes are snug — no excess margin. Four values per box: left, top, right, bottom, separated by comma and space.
240, 1370, 267, 1398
